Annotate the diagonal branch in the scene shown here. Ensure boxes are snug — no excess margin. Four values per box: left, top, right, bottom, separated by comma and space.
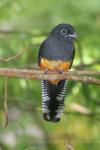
0, 46, 30, 62
0, 68, 100, 85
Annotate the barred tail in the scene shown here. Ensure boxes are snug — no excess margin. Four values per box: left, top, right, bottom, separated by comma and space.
41, 80, 67, 122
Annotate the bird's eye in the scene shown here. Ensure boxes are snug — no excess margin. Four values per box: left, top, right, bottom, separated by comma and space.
60, 29, 67, 35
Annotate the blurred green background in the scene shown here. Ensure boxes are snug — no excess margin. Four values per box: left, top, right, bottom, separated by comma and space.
0, 0, 100, 150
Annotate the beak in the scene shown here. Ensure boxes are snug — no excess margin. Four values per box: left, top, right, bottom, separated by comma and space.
68, 32, 77, 39
65, 32, 77, 40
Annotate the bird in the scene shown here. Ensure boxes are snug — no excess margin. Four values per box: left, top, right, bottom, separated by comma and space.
38, 23, 77, 122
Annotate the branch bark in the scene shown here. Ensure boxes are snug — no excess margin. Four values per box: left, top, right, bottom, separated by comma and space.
0, 68, 100, 85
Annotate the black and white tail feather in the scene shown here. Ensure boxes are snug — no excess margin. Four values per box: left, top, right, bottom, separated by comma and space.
41, 80, 67, 122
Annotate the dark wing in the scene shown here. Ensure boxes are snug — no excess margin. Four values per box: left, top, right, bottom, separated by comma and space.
38, 41, 46, 66
69, 46, 75, 69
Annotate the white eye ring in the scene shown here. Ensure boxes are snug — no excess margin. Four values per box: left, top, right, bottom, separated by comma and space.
60, 29, 67, 35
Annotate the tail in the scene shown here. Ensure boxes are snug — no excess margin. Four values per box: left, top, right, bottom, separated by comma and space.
41, 80, 67, 122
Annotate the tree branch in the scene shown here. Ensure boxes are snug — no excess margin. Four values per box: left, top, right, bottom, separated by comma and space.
0, 68, 100, 85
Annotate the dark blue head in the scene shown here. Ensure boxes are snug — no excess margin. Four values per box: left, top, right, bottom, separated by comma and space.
50, 23, 77, 41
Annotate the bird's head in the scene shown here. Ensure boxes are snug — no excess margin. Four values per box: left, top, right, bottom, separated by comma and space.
51, 23, 77, 41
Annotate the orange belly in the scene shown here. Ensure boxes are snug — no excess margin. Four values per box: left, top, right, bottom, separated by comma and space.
40, 58, 71, 71
40, 58, 71, 84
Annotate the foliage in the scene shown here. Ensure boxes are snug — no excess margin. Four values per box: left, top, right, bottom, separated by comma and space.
0, 0, 100, 150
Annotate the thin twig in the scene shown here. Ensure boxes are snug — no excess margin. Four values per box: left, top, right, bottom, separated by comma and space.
3, 77, 8, 127
0, 29, 47, 36
64, 135, 75, 150
0, 45, 30, 62
0, 68, 99, 85
74, 60, 100, 69
0, 29, 32, 36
